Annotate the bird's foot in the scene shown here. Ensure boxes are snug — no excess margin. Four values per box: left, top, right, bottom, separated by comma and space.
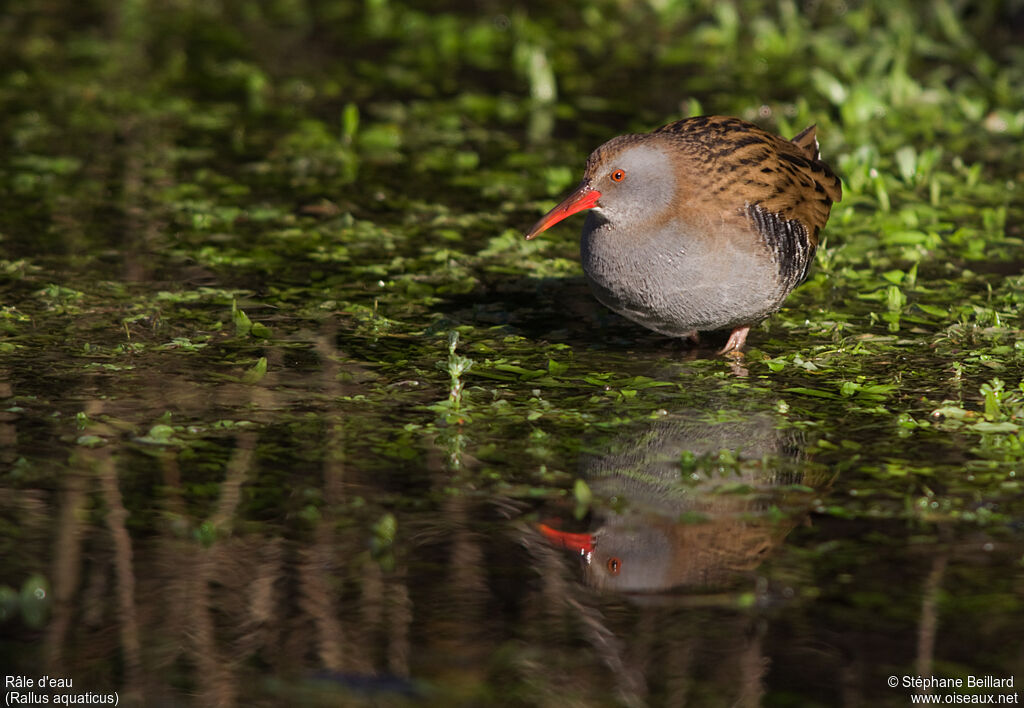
717, 326, 750, 356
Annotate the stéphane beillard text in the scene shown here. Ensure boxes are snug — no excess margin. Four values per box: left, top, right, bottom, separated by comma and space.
902, 676, 1015, 690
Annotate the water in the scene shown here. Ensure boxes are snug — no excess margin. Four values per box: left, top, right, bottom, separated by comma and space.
4, 395, 1021, 706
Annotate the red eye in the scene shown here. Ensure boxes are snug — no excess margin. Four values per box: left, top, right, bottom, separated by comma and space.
610, 169, 625, 182
606, 557, 622, 575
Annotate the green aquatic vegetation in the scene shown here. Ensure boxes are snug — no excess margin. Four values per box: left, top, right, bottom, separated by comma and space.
932, 378, 1024, 433
434, 330, 474, 420
230, 300, 271, 339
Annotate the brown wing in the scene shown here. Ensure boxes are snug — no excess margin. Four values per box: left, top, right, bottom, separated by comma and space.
654, 115, 842, 245
757, 130, 843, 243
654, 116, 842, 289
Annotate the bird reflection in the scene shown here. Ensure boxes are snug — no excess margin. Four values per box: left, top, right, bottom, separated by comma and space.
540, 412, 825, 595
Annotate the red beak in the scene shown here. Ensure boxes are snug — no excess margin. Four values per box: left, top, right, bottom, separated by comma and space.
524, 183, 602, 240
537, 522, 594, 555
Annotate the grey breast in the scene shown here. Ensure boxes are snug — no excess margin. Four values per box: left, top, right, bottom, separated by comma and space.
579, 212, 785, 334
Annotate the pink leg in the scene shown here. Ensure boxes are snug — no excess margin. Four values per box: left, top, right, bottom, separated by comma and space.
718, 326, 750, 355
683, 330, 700, 345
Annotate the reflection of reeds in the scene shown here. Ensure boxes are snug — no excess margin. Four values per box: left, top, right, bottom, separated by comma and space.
97, 428, 143, 698
317, 329, 413, 678
45, 446, 88, 670
48, 399, 144, 703
34, 329, 420, 704
300, 334, 352, 674
190, 542, 237, 707
915, 551, 949, 687
0, 373, 16, 465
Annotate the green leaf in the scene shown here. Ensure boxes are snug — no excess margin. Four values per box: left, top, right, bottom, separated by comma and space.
931, 406, 971, 420
970, 422, 1018, 433
75, 435, 105, 447
232, 300, 252, 336
243, 357, 268, 384
917, 303, 949, 317
372, 512, 397, 546
547, 358, 569, 376
783, 387, 840, 399
895, 145, 918, 183
342, 102, 359, 142
141, 424, 177, 444
811, 68, 848, 104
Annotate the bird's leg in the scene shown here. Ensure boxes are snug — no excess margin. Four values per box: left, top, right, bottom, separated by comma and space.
682, 330, 699, 345
718, 326, 750, 355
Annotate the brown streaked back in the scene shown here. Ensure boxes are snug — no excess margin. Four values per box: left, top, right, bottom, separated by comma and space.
652, 115, 842, 245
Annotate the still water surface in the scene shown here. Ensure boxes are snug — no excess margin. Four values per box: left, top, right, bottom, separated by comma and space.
3, 350, 1021, 706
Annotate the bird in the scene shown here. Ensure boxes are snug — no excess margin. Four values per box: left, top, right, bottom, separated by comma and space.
524, 115, 842, 353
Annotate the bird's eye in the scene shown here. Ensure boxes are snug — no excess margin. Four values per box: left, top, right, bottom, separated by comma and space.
610, 169, 626, 183
606, 557, 622, 575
